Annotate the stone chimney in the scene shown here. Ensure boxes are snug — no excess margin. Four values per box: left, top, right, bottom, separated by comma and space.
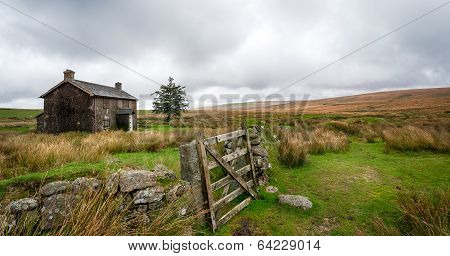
115, 82, 122, 90
63, 69, 75, 81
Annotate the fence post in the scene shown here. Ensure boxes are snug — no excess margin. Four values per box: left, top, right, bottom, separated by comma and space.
179, 140, 207, 217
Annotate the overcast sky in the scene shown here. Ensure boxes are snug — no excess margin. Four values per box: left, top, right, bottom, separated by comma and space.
0, 0, 449, 109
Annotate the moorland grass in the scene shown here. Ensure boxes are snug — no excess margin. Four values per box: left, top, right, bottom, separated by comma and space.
214, 139, 449, 235
381, 125, 450, 152
0, 130, 193, 179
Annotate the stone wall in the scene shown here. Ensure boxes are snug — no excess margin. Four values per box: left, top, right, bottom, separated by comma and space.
1, 164, 191, 233
249, 125, 271, 185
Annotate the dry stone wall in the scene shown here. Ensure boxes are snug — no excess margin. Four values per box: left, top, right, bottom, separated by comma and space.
1, 165, 192, 233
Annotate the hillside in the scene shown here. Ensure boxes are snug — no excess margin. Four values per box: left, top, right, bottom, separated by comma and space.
201, 87, 450, 116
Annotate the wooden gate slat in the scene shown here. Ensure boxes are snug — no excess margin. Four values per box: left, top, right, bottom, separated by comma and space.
204, 144, 257, 199
212, 180, 254, 211
244, 127, 259, 187
204, 130, 246, 146
196, 139, 217, 231
216, 196, 252, 228
211, 165, 251, 191
207, 147, 248, 170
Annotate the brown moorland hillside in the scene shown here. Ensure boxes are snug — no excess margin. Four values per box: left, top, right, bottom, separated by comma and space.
197, 87, 450, 117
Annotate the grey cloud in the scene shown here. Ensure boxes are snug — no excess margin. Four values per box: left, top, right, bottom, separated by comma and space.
0, 0, 449, 108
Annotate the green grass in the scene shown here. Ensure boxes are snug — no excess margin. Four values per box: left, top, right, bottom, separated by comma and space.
0, 125, 35, 133
1, 138, 448, 235
0, 108, 42, 119
138, 124, 189, 131
302, 114, 345, 120
212, 139, 449, 235
0, 108, 448, 235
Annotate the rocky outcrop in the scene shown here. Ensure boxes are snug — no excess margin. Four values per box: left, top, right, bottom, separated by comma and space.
278, 195, 313, 210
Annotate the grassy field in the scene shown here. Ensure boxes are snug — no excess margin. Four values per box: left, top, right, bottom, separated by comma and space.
0, 108, 41, 133
0, 102, 448, 235
0, 109, 42, 119
214, 139, 449, 235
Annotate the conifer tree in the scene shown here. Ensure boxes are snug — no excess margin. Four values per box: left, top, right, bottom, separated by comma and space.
152, 77, 188, 122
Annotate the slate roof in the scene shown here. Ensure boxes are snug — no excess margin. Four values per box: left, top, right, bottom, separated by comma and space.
40, 79, 137, 100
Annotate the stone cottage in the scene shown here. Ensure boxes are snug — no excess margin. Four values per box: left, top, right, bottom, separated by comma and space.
37, 70, 137, 133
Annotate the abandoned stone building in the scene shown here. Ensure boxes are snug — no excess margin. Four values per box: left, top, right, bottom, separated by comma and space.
37, 69, 137, 133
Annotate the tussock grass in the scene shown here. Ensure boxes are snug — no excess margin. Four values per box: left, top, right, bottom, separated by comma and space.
278, 130, 308, 167
277, 127, 349, 166
398, 190, 449, 236
0, 130, 194, 178
325, 121, 360, 135
135, 196, 201, 236
360, 127, 378, 143
52, 189, 128, 236
381, 126, 450, 152
373, 190, 449, 236
307, 128, 349, 154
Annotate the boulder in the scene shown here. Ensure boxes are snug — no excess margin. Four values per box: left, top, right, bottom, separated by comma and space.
105, 172, 120, 195
119, 170, 157, 193
278, 195, 313, 210
40, 181, 72, 197
265, 186, 278, 193
40, 194, 79, 230
72, 177, 101, 194
133, 186, 165, 205
7, 198, 39, 214
153, 164, 177, 180
251, 146, 268, 157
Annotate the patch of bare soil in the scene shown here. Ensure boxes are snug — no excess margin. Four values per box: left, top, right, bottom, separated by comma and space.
316, 217, 338, 234
232, 218, 268, 236
307, 217, 339, 235
348, 166, 380, 183
361, 167, 379, 182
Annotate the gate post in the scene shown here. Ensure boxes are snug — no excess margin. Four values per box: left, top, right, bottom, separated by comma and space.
179, 140, 207, 216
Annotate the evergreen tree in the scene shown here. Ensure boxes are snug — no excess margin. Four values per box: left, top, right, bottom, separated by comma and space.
152, 77, 189, 122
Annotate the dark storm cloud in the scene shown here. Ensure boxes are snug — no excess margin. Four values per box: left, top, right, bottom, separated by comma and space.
0, 0, 449, 108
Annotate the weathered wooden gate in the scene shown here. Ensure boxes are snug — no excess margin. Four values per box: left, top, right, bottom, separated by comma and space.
196, 128, 258, 232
